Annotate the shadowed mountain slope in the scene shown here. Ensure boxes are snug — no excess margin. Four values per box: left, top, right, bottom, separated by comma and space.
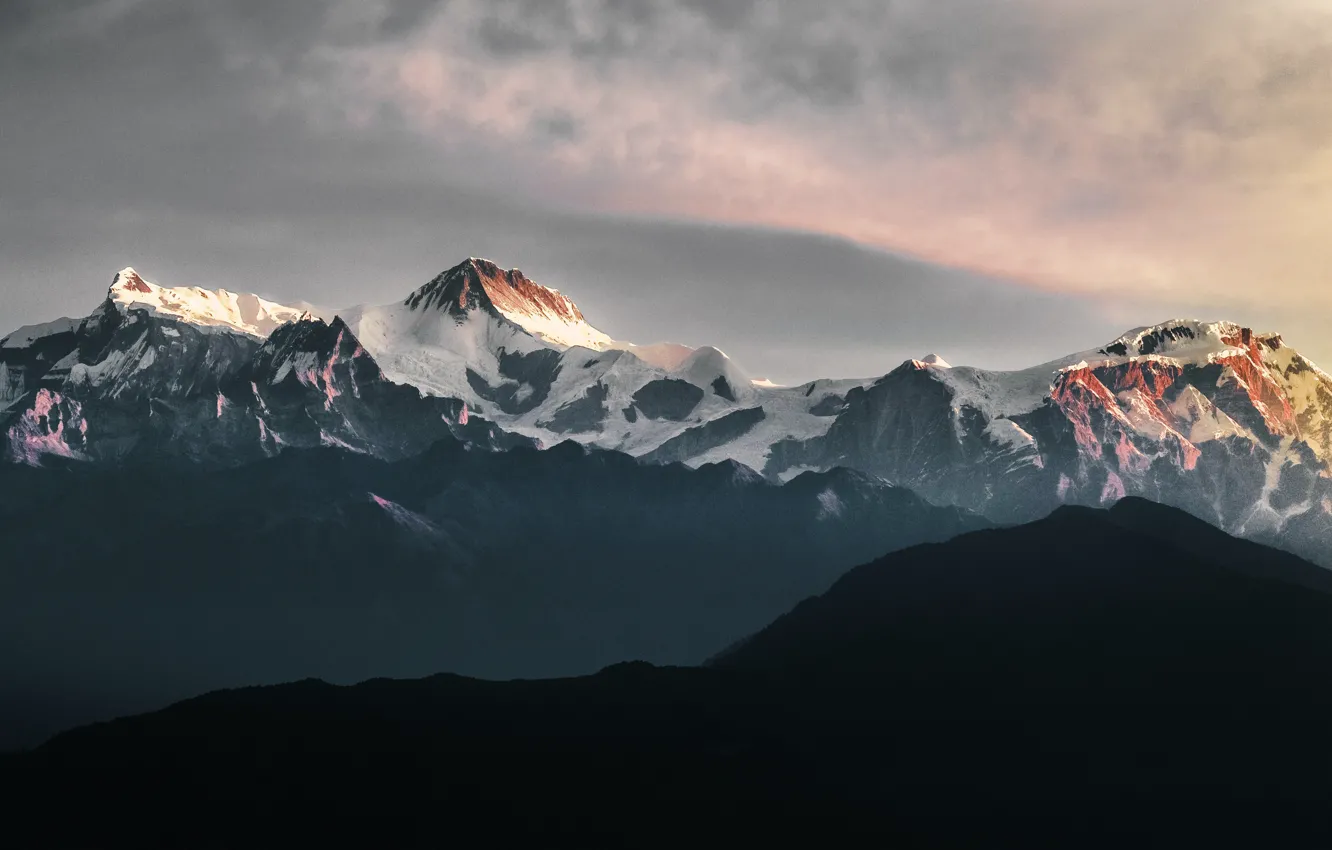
9, 498, 1332, 845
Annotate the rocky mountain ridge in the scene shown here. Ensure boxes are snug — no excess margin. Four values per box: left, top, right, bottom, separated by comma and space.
4, 262, 1331, 564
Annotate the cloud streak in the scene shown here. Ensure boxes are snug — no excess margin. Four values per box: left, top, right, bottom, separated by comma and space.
318, 0, 1332, 305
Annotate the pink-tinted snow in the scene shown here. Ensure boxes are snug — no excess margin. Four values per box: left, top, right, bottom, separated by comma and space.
7, 389, 86, 465
1100, 471, 1127, 503
320, 328, 344, 410
1056, 473, 1073, 500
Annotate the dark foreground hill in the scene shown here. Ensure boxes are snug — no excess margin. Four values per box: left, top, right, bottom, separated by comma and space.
8, 498, 1332, 845
0, 440, 983, 750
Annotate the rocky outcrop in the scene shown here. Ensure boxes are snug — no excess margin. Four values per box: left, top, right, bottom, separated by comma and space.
1, 296, 533, 468
766, 321, 1332, 562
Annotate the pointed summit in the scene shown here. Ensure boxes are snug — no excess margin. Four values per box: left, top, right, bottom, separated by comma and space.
404, 258, 616, 350
404, 258, 502, 318
112, 267, 153, 294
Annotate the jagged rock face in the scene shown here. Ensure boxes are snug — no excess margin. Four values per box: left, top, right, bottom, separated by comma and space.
8, 272, 1332, 567
242, 317, 533, 461
465, 348, 564, 416
766, 321, 1332, 561
68, 301, 262, 402
631, 379, 705, 421
405, 260, 504, 318
1, 283, 532, 467
1, 297, 264, 464
538, 383, 611, 434
0, 320, 81, 411
642, 407, 766, 466
343, 260, 851, 466
5, 389, 88, 465
767, 361, 1054, 522
403, 258, 614, 351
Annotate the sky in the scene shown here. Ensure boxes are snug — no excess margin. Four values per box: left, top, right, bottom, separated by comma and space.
1, 0, 1328, 385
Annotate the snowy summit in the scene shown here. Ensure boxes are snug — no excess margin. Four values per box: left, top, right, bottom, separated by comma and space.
108, 268, 308, 338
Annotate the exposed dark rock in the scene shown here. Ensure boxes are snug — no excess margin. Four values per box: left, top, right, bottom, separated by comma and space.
711, 376, 736, 402
539, 383, 610, 434
809, 394, 846, 417
631, 379, 704, 421
462, 348, 563, 417
642, 407, 766, 465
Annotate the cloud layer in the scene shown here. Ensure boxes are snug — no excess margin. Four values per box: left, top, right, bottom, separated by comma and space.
2, 0, 1328, 380
342, 0, 1332, 298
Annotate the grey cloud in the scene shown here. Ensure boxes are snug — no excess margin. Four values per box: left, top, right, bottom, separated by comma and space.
380, 0, 448, 38
0, 0, 113, 33
4, 0, 1331, 383
436, 0, 1332, 180
530, 110, 581, 143
0, 0, 1137, 384
0, 0, 47, 30
676, 0, 757, 30
757, 38, 865, 107
475, 15, 549, 56
468, 0, 660, 60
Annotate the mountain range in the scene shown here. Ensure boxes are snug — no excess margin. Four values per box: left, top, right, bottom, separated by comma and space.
4, 259, 1332, 565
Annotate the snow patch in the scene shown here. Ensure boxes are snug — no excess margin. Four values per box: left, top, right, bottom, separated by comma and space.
625, 342, 697, 371
319, 431, 362, 452
1100, 472, 1126, 503
1, 318, 78, 349
1167, 385, 1246, 444
109, 267, 305, 338
816, 487, 844, 520
984, 419, 1036, 450
368, 492, 446, 537
1237, 438, 1317, 534
1057, 473, 1074, 500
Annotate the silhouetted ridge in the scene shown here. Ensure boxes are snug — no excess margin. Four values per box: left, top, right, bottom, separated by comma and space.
0, 439, 987, 751
11, 498, 1332, 840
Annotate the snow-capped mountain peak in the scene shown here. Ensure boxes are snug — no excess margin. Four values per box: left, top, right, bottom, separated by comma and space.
1096, 319, 1267, 365
675, 345, 755, 402
112, 268, 153, 294
404, 258, 617, 351
386, 258, 708, 373
403, 259, 500, 318
108, 267, 307, 338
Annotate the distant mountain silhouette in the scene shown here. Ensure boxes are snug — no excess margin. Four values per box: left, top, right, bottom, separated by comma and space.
10, 497, 1332, 845
0, 440, 982, 750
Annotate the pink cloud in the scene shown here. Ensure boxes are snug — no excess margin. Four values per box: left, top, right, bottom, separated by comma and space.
305, 0, 1332, 320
